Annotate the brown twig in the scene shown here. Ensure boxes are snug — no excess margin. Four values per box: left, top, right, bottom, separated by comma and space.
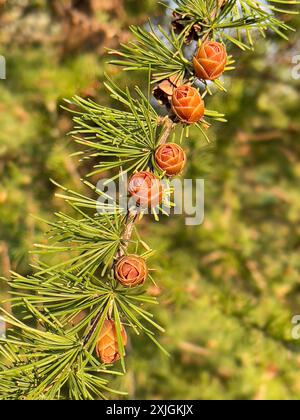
158, 116, 175, 145
83, 308, 104, 346
236, 125, 300, 143
120, 211, 138, 250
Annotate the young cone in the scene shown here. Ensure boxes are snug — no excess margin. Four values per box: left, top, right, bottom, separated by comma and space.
115, 255, 148, 287
128, 171, 163, 208
171, 85, 205, 124
155, 143, 186, 177
96, 320, 127, 364
193, 41, 227, 81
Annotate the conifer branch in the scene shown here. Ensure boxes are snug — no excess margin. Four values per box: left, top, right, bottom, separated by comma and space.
0, 0, 298, 400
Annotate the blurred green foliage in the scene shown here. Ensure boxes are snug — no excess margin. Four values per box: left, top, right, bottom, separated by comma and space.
1, 0, 300, 400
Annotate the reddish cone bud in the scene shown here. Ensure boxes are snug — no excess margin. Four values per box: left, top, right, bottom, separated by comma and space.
96, 320, 127, 364
155, 143, 186, 177
115, 254, 148, 287
128, 171, 163, 208
193, 41, 227, 81
171, 85, 205, 124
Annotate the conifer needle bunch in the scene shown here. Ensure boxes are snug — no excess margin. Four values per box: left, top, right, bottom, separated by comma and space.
0, 0, 298, 400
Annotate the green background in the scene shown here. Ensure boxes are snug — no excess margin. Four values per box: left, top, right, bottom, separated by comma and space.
1, 0, 300, 400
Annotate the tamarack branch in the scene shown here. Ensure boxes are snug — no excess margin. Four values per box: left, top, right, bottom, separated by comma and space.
0, 0, 298, 400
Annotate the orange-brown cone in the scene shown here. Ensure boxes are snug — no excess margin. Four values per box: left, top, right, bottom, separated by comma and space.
193, 41, 227, 81
115, 255, 148, 287
155, 143, 186, 176
171, 85, 205, 124
128, 171, 163, 208
96, 320, 127, 364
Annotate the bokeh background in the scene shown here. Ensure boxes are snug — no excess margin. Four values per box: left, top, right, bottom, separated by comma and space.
1, 0, 300, 400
